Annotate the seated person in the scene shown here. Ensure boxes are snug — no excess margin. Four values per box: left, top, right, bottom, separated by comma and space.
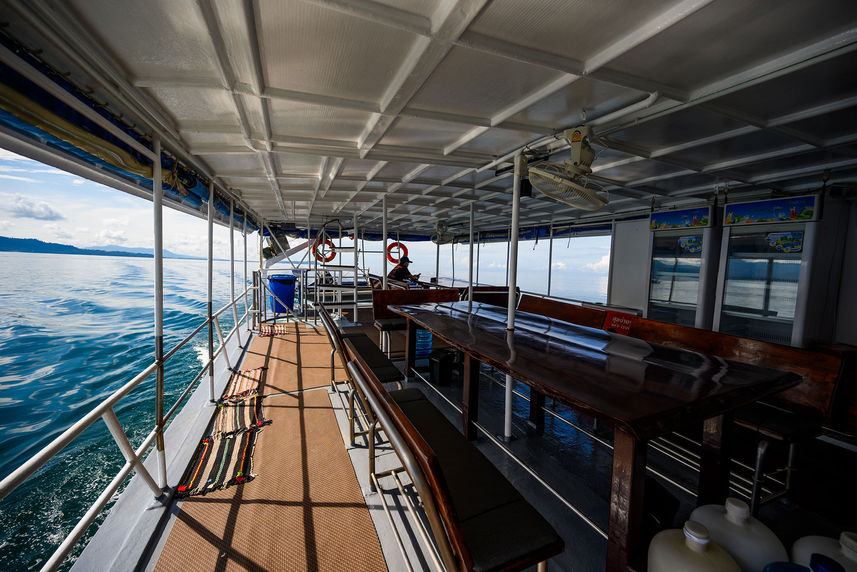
387, 256, 420, 282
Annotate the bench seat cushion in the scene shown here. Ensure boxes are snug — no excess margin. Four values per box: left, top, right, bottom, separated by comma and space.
390, 388, 562, 571
347, 334, 403, 384
374, 317, 408, 331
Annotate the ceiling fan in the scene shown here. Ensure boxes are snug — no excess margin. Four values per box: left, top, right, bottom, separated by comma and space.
527, 126, 608, 211
432, 220, 455, 244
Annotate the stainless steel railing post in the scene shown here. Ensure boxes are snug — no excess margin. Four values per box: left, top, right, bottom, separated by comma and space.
207, 182, 215, 401
101, 408, 161, 497
152, 136, 167, 489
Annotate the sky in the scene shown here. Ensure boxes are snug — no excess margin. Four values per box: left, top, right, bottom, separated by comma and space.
0, 148, 251, 260
1, 146, 612, 301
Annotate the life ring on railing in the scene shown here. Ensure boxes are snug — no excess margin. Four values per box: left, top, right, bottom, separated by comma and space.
312, 239, 336, 262
386, 242, 408, 263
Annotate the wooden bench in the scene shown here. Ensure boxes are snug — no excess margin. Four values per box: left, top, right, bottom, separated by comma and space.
466, 286, 520, 308
345, 360, 564, 571
517, 294, 607, 329
626, 316, 846, 513
316, 303, 403, 444
372, 288, 460, 356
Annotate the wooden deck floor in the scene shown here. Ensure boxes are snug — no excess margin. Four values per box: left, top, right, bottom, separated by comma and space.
154, 322, 387, 571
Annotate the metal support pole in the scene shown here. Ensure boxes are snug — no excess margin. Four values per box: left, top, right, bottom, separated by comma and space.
230, 201, 242, 347
102, 408, 161, 496
476, 233, 480, 285
468, 203, 474, 312
243, 217, 248, 323
504, 154, 524, 442
207, 183, 215, 402
353, 213, 359, 317
435, 241, 440, 283
382, 196, 388, 289
152, 136, 167, 489
451, 240, 455, 284
259, 225, 265, 325
505, 225, 511, 287
547, 223, 554, 296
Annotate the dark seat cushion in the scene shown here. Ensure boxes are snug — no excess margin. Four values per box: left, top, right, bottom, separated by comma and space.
390, 389, 562, 571
374, 317, 408, 331
347, 334, 403, 384
340, 326, 365, 338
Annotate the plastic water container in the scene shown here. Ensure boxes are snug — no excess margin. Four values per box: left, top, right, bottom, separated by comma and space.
648, 520, 740, 572
268, 274, 296, 312
690, 497, 787, 571
793, 532, 857, 572
415, 328, 433, 357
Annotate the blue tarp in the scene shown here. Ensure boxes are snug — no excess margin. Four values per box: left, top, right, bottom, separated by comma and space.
0, 35, 257, 232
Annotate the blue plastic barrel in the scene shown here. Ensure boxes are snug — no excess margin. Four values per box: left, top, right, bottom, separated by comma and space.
268, 274, 296, 312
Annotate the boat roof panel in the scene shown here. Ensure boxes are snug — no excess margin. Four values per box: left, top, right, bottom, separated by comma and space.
1, 0, 856, 235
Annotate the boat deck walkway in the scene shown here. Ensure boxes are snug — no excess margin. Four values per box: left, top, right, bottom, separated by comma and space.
153, 322, 387, 571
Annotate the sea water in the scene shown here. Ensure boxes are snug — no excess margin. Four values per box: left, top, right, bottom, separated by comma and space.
0, 251, 246, 571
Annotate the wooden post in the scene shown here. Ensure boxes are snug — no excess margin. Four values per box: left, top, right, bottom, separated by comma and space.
607, 428, 646, 571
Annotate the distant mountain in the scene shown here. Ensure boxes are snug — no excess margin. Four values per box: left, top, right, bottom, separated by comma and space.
0, 236, 150, 258
0, 236, 204, 260
87, 245, 201, 259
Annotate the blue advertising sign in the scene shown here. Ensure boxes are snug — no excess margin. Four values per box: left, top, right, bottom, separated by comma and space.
650, 206, 711, 231
723, 195, 816, 226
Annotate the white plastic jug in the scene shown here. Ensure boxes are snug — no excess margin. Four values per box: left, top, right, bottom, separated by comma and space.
792, 532, 857, 572
648, 520, 740, 572
690, 497, 788, 571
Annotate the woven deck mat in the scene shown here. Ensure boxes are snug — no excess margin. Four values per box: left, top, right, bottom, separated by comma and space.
177, 365, 270, 496
242, 323, 346, 395
156, 388, 387, 571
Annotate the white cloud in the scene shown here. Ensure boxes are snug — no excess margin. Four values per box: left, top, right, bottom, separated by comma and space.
102, 216, 130, 227
582, 254, 610, 273
7, 194, 64, 220
487, 261, 507, 269
552, 261, 567, 270
0, 173, 38, 183
72, 179, 85, 185
97, 228, 127, 243
0, 149, 31, 162
0, 219, 10, 231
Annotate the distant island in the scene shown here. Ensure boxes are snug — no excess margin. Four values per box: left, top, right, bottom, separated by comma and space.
0, 236, 205, 260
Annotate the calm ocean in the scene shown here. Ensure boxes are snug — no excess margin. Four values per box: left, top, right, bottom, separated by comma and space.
0, 251, 247, 571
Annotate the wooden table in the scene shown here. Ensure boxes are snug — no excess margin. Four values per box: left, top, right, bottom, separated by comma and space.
390, 301, 801, 571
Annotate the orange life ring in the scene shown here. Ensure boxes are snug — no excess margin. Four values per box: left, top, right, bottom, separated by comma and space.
386, 242, 408, 263
312, 239, 336, 262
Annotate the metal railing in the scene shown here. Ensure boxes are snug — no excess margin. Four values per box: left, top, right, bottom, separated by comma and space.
0, 284, 255, 572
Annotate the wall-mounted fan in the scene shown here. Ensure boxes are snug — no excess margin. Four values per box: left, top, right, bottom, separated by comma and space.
528, 126, 608, 211
432, 220, 455, 244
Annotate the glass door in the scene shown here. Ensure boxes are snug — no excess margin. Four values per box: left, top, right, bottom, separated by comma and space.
717, 228, 803, 344
648, 233, 703, 326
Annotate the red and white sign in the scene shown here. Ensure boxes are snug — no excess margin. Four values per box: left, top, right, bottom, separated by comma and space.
603, 311, 636, 335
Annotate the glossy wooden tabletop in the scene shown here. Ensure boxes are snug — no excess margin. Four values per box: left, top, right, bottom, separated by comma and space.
390, 301, 802, 440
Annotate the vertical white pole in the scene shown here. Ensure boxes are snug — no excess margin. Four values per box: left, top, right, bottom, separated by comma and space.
230, 200, 241, 347
547, 223, 554, 296
382, 196, 388, 289
243, 217, 248, 324
504, 154, 524, 442
476, 233, 480, 285
435, 241, 440, 283
468, 203, 474, 312
505, 225, 511, 287
353, 213, 359, 318
152, 137, 167, 490
451, 240, 455, 284
208, 184, 215, 401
